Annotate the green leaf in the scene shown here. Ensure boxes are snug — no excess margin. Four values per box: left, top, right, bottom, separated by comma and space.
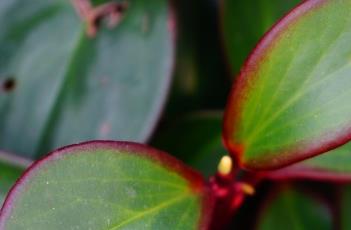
0, 151, 29, 205
221, 0, 300, 73
152, 111, 225, 177
263, 142, 351, 182
0, 165, 22, 206
0, 141, 211, 229
223, 0, 351, 170
257, 187, 332, 230
0, 0, 174, 159
341, 186, 351, 229
165, 0, 229, 116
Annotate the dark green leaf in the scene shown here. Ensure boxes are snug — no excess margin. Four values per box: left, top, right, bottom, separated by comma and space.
165, 0, 229, 116
223, 0, 351, 170
341, 186, 351, 229
0, 151, 29, 205
257, 187, 332, 230
0, 164, 22, 206
152, 111, 225, 177
0, 0, 174, 159
221, 0, 300, 73
0, 141, 211, 229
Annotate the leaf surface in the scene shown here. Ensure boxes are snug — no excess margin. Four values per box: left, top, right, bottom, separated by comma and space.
0, 0, 174, 159
257, 188, 332, 230
0, 141, 211, 229
221, 0, 300, 73
224, 0, 351, 170
263, 142, 351, 182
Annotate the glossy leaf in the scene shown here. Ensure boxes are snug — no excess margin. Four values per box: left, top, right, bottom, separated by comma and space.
257, 188, 332, 230
224, 0, 351, 170
0, 0, 174, 159
152, 111, 225, 177
263, 142, 351, 182
0, 141, 211, 229
221, 0, 300, 73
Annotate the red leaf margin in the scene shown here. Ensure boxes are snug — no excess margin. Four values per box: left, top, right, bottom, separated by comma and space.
0, 141, 214, 230
261, 164, 351, 183
222, 0, 351, 171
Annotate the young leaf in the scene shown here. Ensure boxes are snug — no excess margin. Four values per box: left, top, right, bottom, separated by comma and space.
0, 0, 174, 159
257, 187, 332, 230
263, 142, 351, 182
0, 141, 212, 229
221, 0, 300, 73
223, 0, 351, 170
152, 111, 225, 177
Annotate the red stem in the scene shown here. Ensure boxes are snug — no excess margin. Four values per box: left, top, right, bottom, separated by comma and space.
208, 170, 262, 229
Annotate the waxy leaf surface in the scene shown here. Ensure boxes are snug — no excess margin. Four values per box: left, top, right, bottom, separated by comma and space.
0, 141, 210, 229
0, 0, 174, 159
224, 0, 351, 170
257, 188, 332, 230
221, 0, 300, 73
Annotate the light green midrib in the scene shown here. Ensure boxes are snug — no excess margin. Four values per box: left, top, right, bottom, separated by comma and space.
244, 32, 306, 138
34, 25, 86, 158
174, 198, 194, 230
107, 193, 192, 230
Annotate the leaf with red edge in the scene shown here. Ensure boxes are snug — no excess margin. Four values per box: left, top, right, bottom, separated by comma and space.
220, 0, 300, 74
0, 141, 212, 229
256, 187, 332, 230
262, 141, 351, 182
223, 0, 351, 170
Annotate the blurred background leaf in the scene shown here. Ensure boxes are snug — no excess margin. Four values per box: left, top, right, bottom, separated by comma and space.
0, 152, 29, 205
163, 0, 230, 116
341, 186, 351, 229
152, 111, 225, 177
0, 0, 173, 159
256, 186, 332, 230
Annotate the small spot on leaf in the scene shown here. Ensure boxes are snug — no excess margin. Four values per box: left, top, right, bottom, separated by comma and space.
2, 77, 16, 92
99, 122, 111, 137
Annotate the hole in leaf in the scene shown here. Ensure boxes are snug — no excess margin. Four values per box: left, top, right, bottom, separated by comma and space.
2, 77, 16, 92
116, 3, 126, 13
